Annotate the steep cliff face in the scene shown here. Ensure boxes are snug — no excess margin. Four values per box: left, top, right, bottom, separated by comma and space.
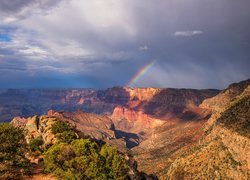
200, 79, 250, 128
94, 87, 219, 120
0, 87, 219, 122
111, 106, 164, 134
140, 89, 219, 118
167, 81, 250, 179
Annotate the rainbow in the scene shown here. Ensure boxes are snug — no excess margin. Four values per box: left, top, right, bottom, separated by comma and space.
127, 60, 155, 87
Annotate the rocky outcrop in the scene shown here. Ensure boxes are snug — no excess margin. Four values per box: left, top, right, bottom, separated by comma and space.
11, 110, 118, 146
47, 110, 116, 140
200, 79, 250, 129
11, 115, 58, 145
11, 116, 28, 128
167, 81, 250, 179
200, 79, 250, 112
111, 106, 164, 134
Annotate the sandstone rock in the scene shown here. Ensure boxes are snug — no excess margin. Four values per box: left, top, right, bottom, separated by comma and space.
200, 80, 250, 129
11, 116, 28, 128
111, 106, 164, 133
11, 110, 118, 146
25, 116, 40, 143
167, 81, 250, 179
0, 87, 219, 123
200, 79, 250, 112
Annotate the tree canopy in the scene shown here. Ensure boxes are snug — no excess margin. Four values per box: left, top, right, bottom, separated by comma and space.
0, 123, 30, 179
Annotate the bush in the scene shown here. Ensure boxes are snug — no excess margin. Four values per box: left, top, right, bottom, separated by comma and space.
43, 139, 129, 180
100, 144, 129, 179
51, 121, 72, 134
217, 95, 250, 138
51, 121, 77, 143
29, 136, 44, 152
0, 123, 30, 179
57, 130, 77, 144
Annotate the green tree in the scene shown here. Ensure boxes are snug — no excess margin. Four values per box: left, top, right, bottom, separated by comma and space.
29, 136, 44, 152
100, 144, 129, 179
0, 123, 30, 179
43, 139, 129, 180
51, 121, 77, 143
51, 121, 72, 134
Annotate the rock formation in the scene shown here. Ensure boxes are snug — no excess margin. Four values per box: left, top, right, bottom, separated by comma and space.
11, 110, 118, 147
167, 80, 250, 179
111, 106, 164, 133
7, 79, 250, 179
0, 87, 219, 122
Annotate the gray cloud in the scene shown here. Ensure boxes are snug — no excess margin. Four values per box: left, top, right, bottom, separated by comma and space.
0, 0, 64, 22
173, 30, 203, 37
139, 45, 150, 51
0, 0, 249, 89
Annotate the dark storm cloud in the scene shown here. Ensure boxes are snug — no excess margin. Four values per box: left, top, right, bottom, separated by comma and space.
0, 0, 249, 88
123, 0, 250, 88
0, 0, 63, 15
0, 0, 35, 13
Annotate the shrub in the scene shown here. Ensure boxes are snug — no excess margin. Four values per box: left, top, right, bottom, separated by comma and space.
29, 136, 44, 152
217, 95, 250, 138
51, 121, 77, 143
51, 121, 71, 134
0, 123, 30, 179
43, 139, 129, 180
100, 144, 129, 179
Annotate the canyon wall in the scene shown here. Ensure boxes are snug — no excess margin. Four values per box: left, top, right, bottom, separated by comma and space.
0, 87, 219, 122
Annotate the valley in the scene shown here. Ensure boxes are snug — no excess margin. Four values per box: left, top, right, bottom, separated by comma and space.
1, 79, 250, 179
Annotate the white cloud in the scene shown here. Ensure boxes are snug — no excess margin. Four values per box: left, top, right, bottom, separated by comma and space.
139, 45, 149, 51
173, 30, 203, 37
18, 46, 49, 59
8, 0, 137, 64
3, 17, 18, 23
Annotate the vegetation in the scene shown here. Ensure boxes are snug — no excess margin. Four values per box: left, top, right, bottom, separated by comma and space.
43, 139, 129, 179
29, 136, 44, 152
217, 95, 250, 138
51, 120, 77, 143
0, 120, 131, 179
0, 123, 30, 179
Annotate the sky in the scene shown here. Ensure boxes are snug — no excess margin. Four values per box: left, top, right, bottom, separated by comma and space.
0, 0, 249, 89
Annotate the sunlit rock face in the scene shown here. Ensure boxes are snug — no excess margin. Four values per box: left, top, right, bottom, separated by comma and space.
166, 80, 250, 180
111, 106, 164, 133
0, 87, 219, 122
200, 79, 250, 112
11, 110, 119, 146
200, 79, 250, 127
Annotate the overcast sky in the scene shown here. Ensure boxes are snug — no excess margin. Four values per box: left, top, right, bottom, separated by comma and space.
0, 0, 249, 89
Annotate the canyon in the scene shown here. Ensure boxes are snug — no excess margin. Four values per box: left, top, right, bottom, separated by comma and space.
4, 79, 250, 179
0, 87, 218, 123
